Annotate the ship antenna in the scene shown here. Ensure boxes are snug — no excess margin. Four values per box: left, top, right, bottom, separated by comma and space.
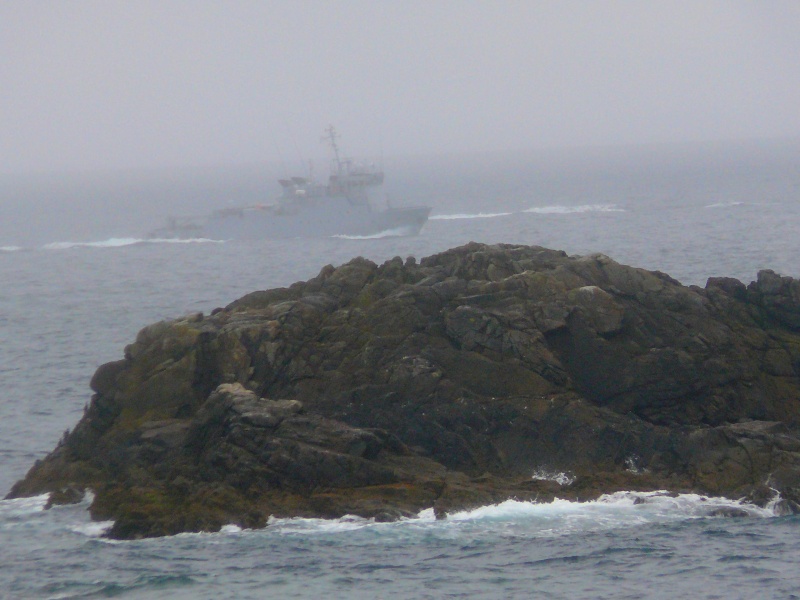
323, 125, 343, 176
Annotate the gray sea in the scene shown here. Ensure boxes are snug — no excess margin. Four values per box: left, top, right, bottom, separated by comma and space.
2, 139, 800, 599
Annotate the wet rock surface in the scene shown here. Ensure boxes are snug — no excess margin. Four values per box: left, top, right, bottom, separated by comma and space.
8, 243, 800, 538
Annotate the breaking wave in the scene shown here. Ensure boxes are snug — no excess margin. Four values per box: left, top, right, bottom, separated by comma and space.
0, 493, 49, 519
705, 201, 746, 209
333, 226, 417, 240
0, 245, 23, 253
524, 204, 625, 214
260, 491, 779, 540
0, 491, 781, 554
445, 492, 777, 524
42, 237, 222, 250
69, 519, 115, 538
145, 237, 224, 245
429, 212, 513, 220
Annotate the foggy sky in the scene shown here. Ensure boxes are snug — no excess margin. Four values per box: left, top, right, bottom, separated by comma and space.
2, 0, 799, 175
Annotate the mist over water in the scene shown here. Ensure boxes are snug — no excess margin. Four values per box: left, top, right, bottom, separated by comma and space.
3, 2, 800, 176
2, 138, 797, 251
3, 2, 800, 594
2, 139, 800, 598
0, 164, 281, 247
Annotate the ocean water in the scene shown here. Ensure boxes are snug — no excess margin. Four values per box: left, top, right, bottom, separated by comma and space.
1, 139, 800, 598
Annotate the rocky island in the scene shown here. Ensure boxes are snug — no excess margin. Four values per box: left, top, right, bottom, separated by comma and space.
8, 243, 800, 538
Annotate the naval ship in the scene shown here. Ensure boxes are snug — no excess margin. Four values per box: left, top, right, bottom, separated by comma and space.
148, 128, 431, 240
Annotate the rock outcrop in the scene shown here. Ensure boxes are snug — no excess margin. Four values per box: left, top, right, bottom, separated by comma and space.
8, 243, 800, 538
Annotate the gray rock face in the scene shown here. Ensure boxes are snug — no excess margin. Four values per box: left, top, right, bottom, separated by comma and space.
8, 243, 800, 537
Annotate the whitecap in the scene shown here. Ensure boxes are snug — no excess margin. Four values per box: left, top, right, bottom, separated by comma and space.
144, 237, 224, 244
266, 514, 376, 534
416, 508, 436, 521
0, 245, 23, 252
524, 204, 625, 214
259, 492, 779, 539
0, 494, 49, 518
705, 201, 745, 209
333, 226, 416, 240
69, 520, 114, 537
449, 491, 777, 524
42, 237, 222, 250
265, 509, 437, 536
43, 238, 143, 250
429, 212, 513, 220
25, 492, 776, 544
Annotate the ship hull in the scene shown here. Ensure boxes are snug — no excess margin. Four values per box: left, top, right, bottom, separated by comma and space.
152, 202, 431, 240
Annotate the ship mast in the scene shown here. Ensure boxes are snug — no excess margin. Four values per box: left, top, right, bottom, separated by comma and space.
323, 125, 343, 176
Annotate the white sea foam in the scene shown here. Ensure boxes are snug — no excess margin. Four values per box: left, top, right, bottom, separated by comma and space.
625, 455, 647, 474
267, 514, 388, 534
0, 485, 777, 545
143, 237, 223, 244
0, 245, 23, 252
531, 469, 576, 486
0, 491, 116, 539
333, 226, 416, 240
524, 204, 625, 214
260, 492, 779, 540
705, 201, 745, 208
43, 238, 143, 250
0, 494, 49, 518
69, 520, 114, 537
42, 237, 222, 250
429, 212, 513, 220
448, 491, 777, 523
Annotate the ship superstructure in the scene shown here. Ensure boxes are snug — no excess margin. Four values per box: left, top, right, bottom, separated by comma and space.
148, 127, 430, 240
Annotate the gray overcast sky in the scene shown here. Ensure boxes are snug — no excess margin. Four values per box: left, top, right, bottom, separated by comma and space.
2, 0, 799, 174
